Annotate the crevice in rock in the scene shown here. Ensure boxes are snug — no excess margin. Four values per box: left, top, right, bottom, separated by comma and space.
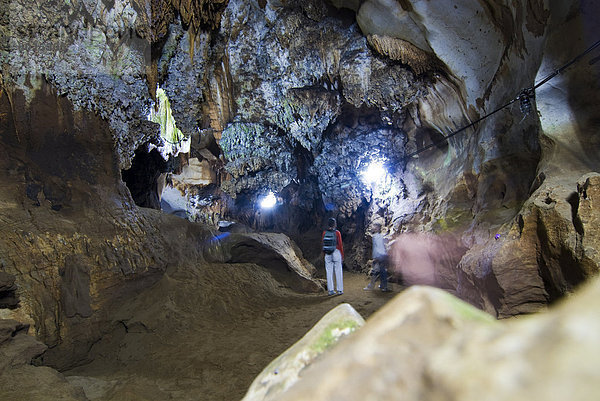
0, 272, 19, 309
536, 216, 561, 303
293, 143, 314, 183
118, 320, 129, 333
517, 213, 525, 237
528, 171, 546, 195
558, 247, 587, 292
566, 191, 584, 235
536, 209, 587, 304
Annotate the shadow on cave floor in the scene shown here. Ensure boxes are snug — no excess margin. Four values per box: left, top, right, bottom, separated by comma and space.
62, 264, 400, 401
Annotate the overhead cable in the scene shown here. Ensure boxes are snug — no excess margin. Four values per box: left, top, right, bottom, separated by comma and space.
405, 38, 600, 159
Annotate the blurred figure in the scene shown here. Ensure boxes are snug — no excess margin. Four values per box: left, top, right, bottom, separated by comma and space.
364, 223, 391, 292
322, 217, 344, 295
389, 233, 438, 286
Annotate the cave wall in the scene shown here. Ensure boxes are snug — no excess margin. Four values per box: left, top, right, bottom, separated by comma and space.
454, 0, 600, 316
0, 0, 162, 169
0, 79, 220, 369
203, 0, 599, 317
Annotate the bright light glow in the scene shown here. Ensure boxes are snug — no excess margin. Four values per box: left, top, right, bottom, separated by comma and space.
361, 161, 387, 185
259, 191, 277, 209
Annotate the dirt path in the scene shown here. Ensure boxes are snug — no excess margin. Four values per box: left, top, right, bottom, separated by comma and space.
63, 266, 401, 401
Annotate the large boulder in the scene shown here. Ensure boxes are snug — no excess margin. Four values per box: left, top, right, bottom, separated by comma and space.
266, 278, 600, 401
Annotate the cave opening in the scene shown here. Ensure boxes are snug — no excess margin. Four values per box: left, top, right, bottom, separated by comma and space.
121, 146, 169, 209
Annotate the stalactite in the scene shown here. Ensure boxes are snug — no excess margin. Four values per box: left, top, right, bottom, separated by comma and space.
132, 0, 230, 100
366, 34, 445, 75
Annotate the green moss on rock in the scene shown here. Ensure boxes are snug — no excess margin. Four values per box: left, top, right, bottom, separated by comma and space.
313, 319, 362, 353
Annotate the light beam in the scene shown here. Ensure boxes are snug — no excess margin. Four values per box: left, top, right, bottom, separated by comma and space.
259, 191, 277, 209
361, 161, 387, 185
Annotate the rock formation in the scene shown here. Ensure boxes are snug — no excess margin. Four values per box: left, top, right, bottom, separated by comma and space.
261, 277, 600, 401
242, 303, 365, 401
0, 319, 87, 401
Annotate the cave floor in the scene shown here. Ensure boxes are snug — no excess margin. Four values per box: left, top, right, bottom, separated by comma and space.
62, 268, 400, 401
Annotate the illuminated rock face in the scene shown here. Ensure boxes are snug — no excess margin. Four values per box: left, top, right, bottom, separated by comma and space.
203, 0, 595, 317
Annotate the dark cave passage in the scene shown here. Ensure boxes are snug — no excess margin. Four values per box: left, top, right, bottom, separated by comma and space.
121, 147, 168, 210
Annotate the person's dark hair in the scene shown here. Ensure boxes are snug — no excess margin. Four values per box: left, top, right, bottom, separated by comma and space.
328, 217, 336, 229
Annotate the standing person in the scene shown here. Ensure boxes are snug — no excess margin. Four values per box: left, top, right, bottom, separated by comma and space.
364, 223, 390, 292
322, 217, 344, 296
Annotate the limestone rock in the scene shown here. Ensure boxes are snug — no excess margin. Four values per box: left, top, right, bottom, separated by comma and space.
425, 277, 600, 401
0, 321, 86, 400
0, 320, 47, 371
0, 366, 88, 401
215, 0, 422, 202
456, 172, 600, 317
171, 157, 217, 186
242, 303, 365, 401
220, 122, 295, 195
0, 79, 217, 369
269, 280, 600, 401
221, 232, 323, 292
366, 34, 442, 75
0, 0, 156, 169
262, 286, 497, 401
159, 21, 208, 136
577, 174, 600, 268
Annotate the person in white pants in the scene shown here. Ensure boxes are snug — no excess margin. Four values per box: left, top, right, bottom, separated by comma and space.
322, 217, 344, 295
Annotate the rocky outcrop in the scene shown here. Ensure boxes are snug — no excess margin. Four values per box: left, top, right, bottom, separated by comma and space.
0, 320, 47, 371
214, 0, 422, 203
456, 173, 600, 317
0, 319, 87, 401
0, 0, 160, 169
265, 278, 600, 401
221, 232, 323, 292
0, 76, 324, 376
0, 78, 218, 369
448, 1, 600, 316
